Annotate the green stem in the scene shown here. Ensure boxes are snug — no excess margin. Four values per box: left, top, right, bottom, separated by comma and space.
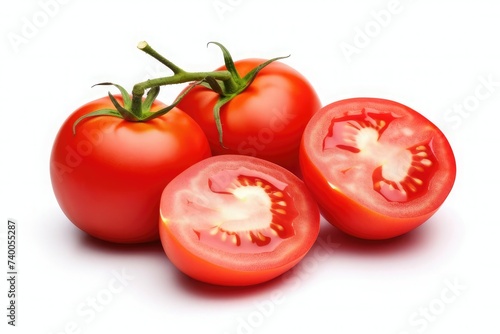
131, 94, 143, 118
137, 41, 185, 74
83, 41, 286, 131
132, 71, 232, 95
136, 41, 235, 87
130, 41, 239, 115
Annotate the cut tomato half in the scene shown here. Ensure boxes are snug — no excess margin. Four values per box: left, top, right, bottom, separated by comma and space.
159, 155, 320, 286
300, 98, 456, 239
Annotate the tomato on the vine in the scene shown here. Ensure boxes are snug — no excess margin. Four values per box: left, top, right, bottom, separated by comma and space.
50, 94, 211, 243
158, 155, 320, 286
300, 98, 456, 240
177, 46, 321, 171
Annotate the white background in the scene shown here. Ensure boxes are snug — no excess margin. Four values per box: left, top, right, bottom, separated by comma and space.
1, 0, 499, 333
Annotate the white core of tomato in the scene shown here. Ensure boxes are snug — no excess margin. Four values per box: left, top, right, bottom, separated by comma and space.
356, 127, 379, 151
357, 127, 412, 183
381, 150, 412, 182
216, 186, 273, 231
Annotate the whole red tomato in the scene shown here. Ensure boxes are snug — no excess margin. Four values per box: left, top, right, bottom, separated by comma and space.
50, 95, 211, 243
177, 58, 321, 171
300, 98, 456, 240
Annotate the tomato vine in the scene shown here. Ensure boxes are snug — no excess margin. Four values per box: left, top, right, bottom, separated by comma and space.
74, 41, 289, 146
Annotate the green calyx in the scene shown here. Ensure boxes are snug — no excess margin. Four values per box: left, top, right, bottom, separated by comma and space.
73, 41, 290, 145
200, 42, 290, 146
72, 81, 199, 134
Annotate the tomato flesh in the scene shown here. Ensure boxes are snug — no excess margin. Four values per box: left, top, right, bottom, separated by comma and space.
300, 98, 456, 239
197, 169, 298, 253
159, 155, 320, 286
323, 107, 440, 203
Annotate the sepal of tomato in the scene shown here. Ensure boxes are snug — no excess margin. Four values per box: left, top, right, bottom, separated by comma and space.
158, 155, 320, 286
50, 95, 211, 243
300, 98, 456, 240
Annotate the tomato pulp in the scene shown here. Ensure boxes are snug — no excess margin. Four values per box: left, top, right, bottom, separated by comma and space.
159, 155, 320, 286
50, 96, 211, 243
300, 98, 456, 239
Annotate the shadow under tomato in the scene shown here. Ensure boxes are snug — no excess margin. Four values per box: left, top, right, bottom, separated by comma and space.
316, 217, 436, 258
172, 266, 288, 300
76, 229, 287, 299
77, 232, 165, 257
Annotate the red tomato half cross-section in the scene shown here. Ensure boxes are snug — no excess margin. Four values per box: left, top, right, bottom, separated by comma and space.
300, 98, 456, 240
159, 155, 320, 286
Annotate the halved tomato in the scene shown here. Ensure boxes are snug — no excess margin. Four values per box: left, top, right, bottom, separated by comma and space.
300, 98, 456, 240
159, 155, 320, 286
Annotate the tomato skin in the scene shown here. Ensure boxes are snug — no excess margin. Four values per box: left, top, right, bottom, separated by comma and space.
159, 225, 302, 286
50, 96, 211, 243
177, 59, 321, 171
159, 155, 320, 286
300, 98, 456, 240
